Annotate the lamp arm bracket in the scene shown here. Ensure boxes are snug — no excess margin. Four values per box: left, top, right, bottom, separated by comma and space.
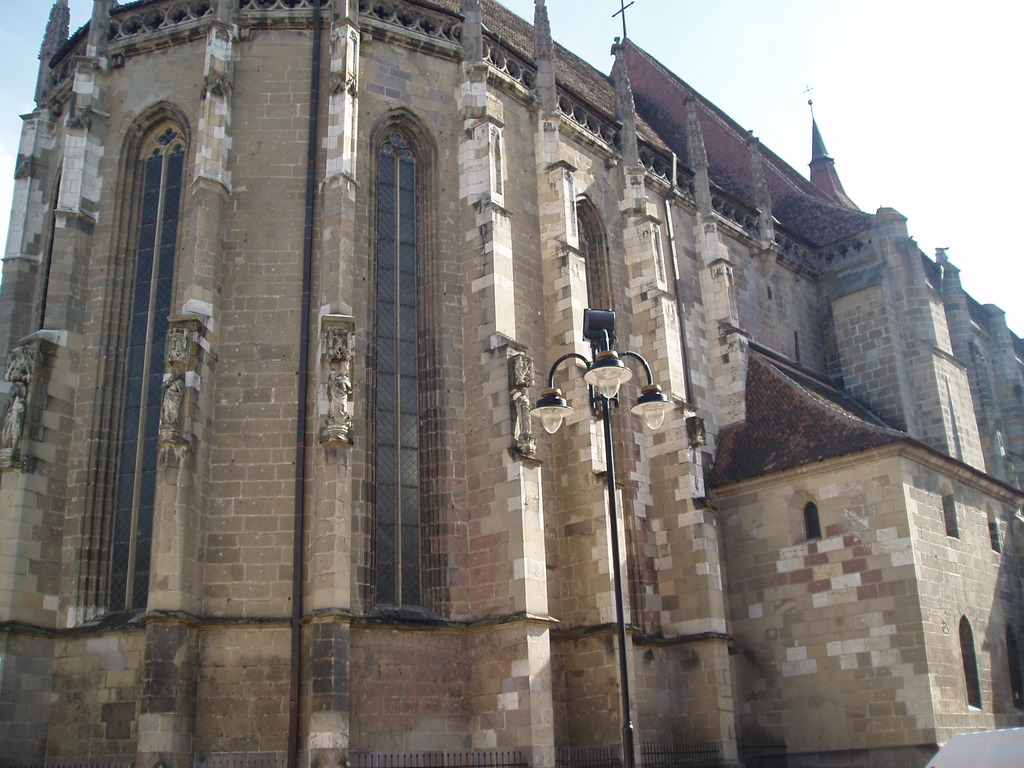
619, 350, 655, 386
546, 352, 592, 388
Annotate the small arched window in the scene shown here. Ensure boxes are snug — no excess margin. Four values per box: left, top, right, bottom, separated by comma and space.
109, 122, 187, 612
803, 502, 822, 541
1007, 626, 1023, 710
960, 616, 982, 708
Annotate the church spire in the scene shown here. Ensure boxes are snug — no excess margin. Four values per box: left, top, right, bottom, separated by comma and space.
807, 101, 858, 210
35, 0, 70, 106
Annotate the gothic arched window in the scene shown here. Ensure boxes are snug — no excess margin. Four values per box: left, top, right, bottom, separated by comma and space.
576, 199, 610, 311
960, 616, 982, 708
109, 122, 186, 612
372, 128, 422, 608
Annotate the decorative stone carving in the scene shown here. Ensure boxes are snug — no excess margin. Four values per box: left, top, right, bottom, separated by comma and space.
66, 104, 92, 131
686, 415, 706, 448
320, 315, 356, 446
509, 353, 537, 460
5, 346, 36, 387
165, 322, 198, 366
0, 345, 38, 470
159, 375, 185, 438
202, 72, 233, 99
159, 316, 203, 449
0, 385, 28, 463
13, 154, 34, 180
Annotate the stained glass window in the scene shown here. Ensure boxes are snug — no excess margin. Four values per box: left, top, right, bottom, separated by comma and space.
109, 123, 185, 611
373, 130, 421, 607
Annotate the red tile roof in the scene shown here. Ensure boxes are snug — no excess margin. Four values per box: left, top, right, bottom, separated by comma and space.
709, 350, 906, 487
623, 40, 873, 249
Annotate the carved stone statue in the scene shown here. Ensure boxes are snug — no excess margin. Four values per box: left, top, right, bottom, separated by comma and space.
509, 354, 537, 459
319, 316, 356, 446
0, 383, 27, 464
5, 346, 36, 388
325, 363, 353, 440
160, 376, 184, 432
0, 345, 38, 469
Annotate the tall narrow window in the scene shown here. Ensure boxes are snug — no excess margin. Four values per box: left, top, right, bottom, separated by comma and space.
1008, 627, 1024, 709
960, 616, 982, 708
109, 124, 185, 611
987, 505, 1001, 552
942, 491, 959, 539
373, 129, 421, 607
576, 199, 610, 310
803, 502, 822, 540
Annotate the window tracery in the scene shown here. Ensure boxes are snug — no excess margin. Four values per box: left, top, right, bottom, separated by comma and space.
108, 121, 186, 612
372, 127, 422, 608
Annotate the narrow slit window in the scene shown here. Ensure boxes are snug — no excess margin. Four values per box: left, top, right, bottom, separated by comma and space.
960, 616, 982, 708
942, 492, 959, 539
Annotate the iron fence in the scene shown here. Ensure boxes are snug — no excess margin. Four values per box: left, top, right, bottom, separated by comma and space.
0, 759, 135, 768
555, 746, 619, 768
348, 751, 528, 768
641, 740, 723, 768
192, 753, 287, 768
2, 739, 773, 768
737, 736, 788, 768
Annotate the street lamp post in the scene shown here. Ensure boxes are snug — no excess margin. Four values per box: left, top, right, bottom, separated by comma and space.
533, 309, 673, 768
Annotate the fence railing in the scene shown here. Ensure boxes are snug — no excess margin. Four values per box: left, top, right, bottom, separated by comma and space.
641, 740, 723, 768
2, 739, 784, 768
193, 753, 288, 768
737, 736, 788, 768
0, 758, 135, 768
348, 752, 528, 768
556, 746, 619, 768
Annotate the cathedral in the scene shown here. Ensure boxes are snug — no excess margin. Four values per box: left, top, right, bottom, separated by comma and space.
1, 1, 1023, 767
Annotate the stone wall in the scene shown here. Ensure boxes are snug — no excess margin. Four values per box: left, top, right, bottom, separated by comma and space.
718, 445, 1024, 764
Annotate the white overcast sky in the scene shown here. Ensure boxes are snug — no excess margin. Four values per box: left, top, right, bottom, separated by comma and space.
1, 1, 1021, 333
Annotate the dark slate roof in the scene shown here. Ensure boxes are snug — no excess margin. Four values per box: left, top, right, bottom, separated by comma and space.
622, 40, 873, 249
709, 350, 906, 487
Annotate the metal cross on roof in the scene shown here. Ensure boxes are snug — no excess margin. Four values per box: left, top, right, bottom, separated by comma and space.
613, 0, 636, 40
804, 85, 815, 117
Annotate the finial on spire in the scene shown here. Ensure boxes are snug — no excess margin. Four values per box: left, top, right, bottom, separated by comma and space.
40, 0, 70, 62
36, 0, 71, 105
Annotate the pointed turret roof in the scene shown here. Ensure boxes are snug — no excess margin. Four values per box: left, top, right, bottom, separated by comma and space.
36, 0, 70, 104
808, 116, 858, 210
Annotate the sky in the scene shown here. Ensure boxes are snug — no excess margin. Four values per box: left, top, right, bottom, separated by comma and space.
0, 0, 1021, 332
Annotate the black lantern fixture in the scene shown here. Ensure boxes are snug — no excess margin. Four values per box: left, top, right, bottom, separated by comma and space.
532, 308, 674, 768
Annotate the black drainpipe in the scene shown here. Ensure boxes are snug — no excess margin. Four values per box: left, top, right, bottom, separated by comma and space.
288, 1, 322, 765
